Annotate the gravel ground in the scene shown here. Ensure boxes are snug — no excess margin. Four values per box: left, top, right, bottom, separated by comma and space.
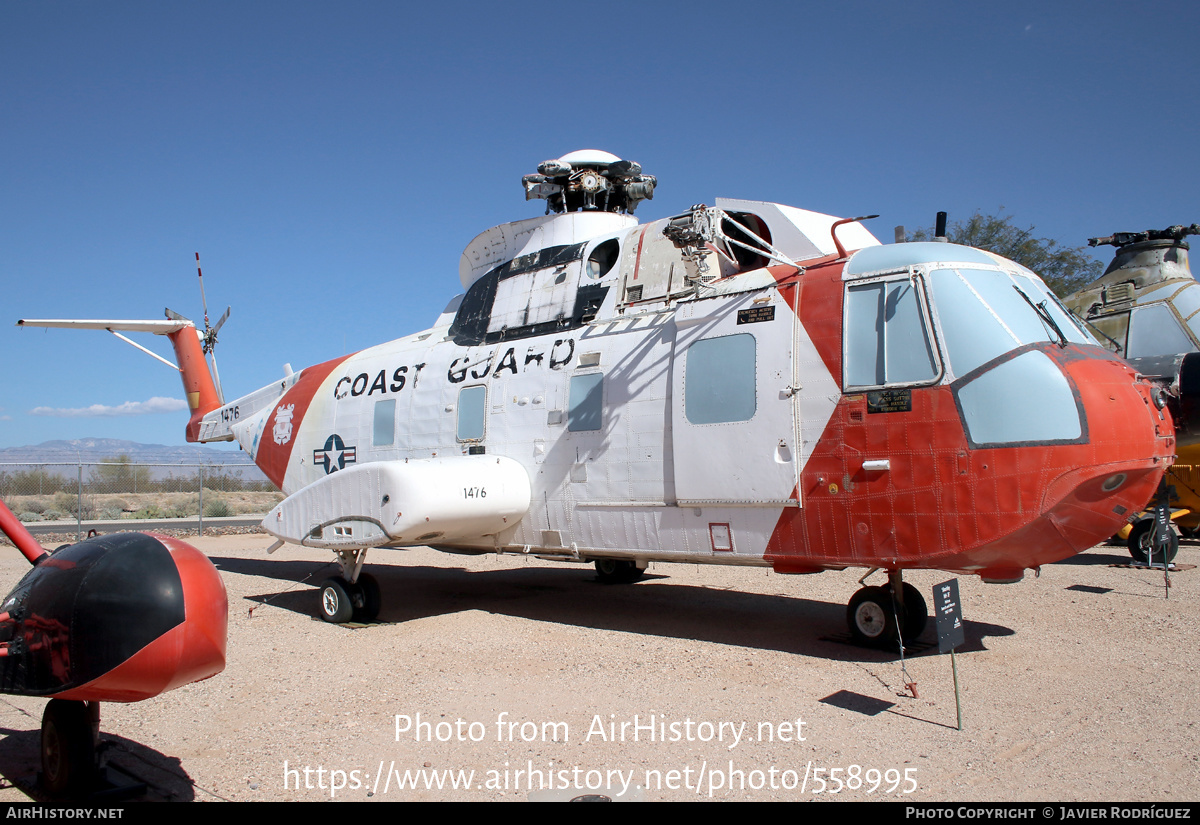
0, 532, 1195, 803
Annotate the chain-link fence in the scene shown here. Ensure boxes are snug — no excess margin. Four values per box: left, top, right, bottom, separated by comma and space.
0, 460, 283, 535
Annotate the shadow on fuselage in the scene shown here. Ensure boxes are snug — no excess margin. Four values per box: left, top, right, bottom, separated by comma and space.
210, 556, 1013, 662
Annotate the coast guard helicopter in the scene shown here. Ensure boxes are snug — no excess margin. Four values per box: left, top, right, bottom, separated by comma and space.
19, 150, 1176, 647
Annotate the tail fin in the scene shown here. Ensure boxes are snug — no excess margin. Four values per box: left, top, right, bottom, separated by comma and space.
15, 318, 223, 443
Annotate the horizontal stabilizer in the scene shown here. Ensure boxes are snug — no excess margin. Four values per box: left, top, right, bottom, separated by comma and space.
17, 318, 193, 334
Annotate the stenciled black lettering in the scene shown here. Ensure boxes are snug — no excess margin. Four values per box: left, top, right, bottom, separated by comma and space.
390, 366, 408, 392
447, 358, 469, 384
351, 373, 369, 396
334, 376, 351, 400
368, 369, 387, 395
524, 350, 544, 367
549, 338, 575, 369
470, 350, 496, 380
495, 347, 518, 376
412, 363, 427, 386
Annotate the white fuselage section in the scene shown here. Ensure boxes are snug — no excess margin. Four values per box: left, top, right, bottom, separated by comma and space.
201, 200, 874, 565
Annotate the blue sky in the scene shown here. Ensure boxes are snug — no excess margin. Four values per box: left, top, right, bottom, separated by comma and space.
3, 0, 1197, 449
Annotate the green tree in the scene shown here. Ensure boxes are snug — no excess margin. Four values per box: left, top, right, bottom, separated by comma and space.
908, 210, 1102, 296
90, 455, 153, 494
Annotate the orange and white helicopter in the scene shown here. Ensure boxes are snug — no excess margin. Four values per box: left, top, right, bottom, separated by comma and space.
19, 150, 1176, 647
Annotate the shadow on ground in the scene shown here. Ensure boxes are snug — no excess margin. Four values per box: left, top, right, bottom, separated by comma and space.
211, 556, 1013, 663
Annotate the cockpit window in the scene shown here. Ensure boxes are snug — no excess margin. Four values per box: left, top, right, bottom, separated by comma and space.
844, 278, 939, 388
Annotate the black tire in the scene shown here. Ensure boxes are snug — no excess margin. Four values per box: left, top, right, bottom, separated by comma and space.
847, 586, 897, 646
1127, 520, 1180, 564
353, 573, 381, 622
900, 582, 928, 640
593, 559, 643, 584
320, 577, 354, 623
41, 700, 95, 796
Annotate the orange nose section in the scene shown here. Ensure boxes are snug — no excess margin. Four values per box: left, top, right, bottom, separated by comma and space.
57, 535, 228, 703
959, 349, 1173, 580
157, 535, 229, 692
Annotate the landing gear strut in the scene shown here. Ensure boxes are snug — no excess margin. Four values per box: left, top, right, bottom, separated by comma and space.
319, 548, 381, 623
593, 559, 646, 584
846, 571, 927, 648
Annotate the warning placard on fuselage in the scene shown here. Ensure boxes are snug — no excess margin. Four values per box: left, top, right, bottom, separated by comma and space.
866, 389, 911, 414
736, 306, 775, 325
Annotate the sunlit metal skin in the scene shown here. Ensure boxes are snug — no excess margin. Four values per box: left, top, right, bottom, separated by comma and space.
767, 256, 1172, 581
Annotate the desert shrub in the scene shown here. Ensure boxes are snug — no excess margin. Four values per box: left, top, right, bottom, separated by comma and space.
22, 498, 51, 515
133, 504, 164, 520
204, 498, 231, 517
98, 507, 124, 520
18, 512, 43, 522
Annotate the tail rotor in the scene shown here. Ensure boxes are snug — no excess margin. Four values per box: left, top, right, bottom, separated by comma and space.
165, 252, 230, 404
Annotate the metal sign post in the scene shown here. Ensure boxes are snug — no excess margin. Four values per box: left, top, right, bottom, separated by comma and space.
934, 579, 965, 731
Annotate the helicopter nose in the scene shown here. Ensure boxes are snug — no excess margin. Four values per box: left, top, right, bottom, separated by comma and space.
965, 348, 1173, 582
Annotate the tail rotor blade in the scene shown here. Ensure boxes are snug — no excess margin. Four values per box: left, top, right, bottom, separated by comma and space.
209, 349, 225, 405
196, 252, 211, 329
212, 306, 230, 336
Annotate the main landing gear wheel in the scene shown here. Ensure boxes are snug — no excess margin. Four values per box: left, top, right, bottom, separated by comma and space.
594, 559, 644, 584
320, 577, 354, 624
41, 699, 96, 796
848, 586, 895, 646
846, 583, 927, 647
1127, 520, 1180, 565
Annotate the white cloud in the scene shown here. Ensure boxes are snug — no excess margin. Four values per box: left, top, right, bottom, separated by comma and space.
29, 396, 189, 418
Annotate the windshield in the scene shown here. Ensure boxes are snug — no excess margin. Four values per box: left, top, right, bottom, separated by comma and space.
927, 267, 1093, 378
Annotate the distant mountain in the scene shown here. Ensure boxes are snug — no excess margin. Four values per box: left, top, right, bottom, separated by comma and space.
0, 438, 260, 468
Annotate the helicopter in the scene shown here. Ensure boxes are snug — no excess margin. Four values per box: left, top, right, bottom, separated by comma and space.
18, 150, 1176, 649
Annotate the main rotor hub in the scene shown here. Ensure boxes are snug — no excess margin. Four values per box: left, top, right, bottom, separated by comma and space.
522, 150, 656, 215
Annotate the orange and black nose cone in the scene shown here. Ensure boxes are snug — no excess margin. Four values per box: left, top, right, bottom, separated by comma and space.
0, 532, 227, 702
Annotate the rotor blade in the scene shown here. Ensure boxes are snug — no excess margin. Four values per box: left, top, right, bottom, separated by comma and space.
211, 306, 230, 336
208, 350, 225, 405
196, 252, 211, 329
165, 307, 191, 323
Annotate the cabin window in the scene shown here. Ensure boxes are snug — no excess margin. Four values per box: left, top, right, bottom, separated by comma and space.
457, 385, 486, 441
373, 399, 396, 446
844, 279, 938, 388
568, 373, 604, 431
684, 333, 757, 424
